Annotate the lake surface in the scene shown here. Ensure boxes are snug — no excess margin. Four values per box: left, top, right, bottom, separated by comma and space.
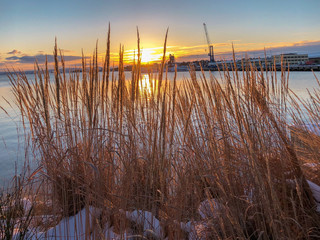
0, 71, 319, 185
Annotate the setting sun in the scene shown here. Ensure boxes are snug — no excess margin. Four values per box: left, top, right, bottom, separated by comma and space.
125, 48, 167, 64
141, 49, 156, 63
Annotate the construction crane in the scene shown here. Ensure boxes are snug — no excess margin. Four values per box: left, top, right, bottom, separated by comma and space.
203, 23, 215, 63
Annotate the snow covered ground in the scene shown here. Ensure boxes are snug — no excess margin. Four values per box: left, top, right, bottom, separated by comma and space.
8, 180, 320, 239
308, 180, 320, 212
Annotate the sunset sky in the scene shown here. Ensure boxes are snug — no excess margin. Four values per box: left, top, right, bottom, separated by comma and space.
1, 0, 320, 70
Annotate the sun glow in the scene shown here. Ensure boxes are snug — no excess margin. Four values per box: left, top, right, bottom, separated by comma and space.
141, 49, 156, 63
125, 48, 166, 64
139, 49, 165, 63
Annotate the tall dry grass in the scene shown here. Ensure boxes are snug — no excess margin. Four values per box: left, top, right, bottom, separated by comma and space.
6, 27, 320, 239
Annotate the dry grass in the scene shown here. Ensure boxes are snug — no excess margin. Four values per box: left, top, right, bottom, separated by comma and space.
0, 171, 36, 240
5, 27, 320, 239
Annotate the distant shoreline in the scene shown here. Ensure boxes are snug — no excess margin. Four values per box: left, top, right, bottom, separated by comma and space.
1, 67, 320, 75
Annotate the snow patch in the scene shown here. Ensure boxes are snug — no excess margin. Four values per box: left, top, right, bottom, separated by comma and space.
125, 210, 163, 239
21, 198, 33, 214
35, 206, 120, 239
307, 180, 320, 212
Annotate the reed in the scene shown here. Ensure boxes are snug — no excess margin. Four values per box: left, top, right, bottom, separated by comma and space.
6, 28, 320, 239
0, 170, 36, 240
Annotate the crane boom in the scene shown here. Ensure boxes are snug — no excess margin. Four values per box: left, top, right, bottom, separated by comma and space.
203, 23, 211, 46
203, 23, 215, 63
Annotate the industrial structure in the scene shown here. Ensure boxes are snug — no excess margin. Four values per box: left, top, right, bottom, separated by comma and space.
203, 23, 215, 66
274, 53, 309, 65
168, 54, 175, 66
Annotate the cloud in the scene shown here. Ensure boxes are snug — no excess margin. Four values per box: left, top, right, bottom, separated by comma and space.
6, 56, 20, 61
291, 40, 320, 47
61, 49, 74, 53
7, 49, 22, 55
5, 54, 85, 64
177, 54, 208, 62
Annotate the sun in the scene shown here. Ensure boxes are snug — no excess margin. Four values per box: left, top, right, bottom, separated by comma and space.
141, 49, 154, 63
140, 49, 162, 63
125, 48, 164, 64
124, 47, 170, 64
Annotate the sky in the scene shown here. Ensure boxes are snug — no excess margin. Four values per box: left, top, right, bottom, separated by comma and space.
1, 0, 320, 70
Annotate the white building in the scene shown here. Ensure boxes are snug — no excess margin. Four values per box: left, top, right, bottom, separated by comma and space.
274, 53, 309, 65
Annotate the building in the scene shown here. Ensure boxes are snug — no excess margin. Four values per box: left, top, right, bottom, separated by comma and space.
168, 54, 175, 66
274, 53, 309, 65
309, 57, 320, 64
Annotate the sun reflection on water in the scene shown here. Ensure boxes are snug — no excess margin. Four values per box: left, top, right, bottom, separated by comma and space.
139, 74, 158, 97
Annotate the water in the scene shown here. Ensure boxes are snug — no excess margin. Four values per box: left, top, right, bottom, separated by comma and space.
0, 71, 319, 185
